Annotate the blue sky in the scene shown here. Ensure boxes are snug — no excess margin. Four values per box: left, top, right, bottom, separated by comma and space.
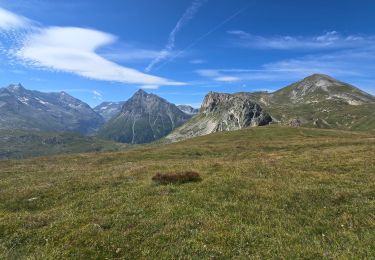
0, 0, 374, 107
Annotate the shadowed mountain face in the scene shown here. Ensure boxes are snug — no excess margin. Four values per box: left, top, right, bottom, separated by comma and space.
94, 101, 125, 122
98, 89, 191, 144
0, 84, 104, 134
166, 92, 272, 142
250, 74, 375, 130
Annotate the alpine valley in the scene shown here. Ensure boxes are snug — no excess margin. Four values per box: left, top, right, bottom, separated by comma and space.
1, 74, 375, 259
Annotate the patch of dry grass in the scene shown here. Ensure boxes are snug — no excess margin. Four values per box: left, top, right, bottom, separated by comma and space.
152, 171, 202, 185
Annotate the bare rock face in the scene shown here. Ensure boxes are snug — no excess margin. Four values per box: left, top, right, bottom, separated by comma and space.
166, 92, 272, 142
201, 92, 272, 130
288, 119, 302, 127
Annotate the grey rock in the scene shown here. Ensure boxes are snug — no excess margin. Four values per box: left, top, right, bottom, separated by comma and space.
166, 92, 272, 142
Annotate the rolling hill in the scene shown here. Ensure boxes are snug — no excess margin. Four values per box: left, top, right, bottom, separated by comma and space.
253, 74, 375, 130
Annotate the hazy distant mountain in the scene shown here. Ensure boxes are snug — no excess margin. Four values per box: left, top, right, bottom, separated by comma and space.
0, 84, 104, 134
98, 89, 191, 144
94, 101, 125, 121
166, 92, 272, 142
251, 74, 375, 130
177, 105, 199, 115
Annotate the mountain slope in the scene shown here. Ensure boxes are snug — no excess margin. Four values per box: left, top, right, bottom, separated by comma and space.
94, 101, 125, 122
250, 74, 375, 130
269, 74, 375, 105
166, 92, 272, 142
0, 84, 104, 134
98, 90, 191, 143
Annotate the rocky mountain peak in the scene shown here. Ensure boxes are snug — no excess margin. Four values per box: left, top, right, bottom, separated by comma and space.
99, 90, 191, 144
133, 89, 148, 97
292, 74, 342, 95
271, 74, 375, 106
7, 83, 25, 92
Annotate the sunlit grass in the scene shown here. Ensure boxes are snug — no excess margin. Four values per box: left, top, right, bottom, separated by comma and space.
0, 126, 374, 258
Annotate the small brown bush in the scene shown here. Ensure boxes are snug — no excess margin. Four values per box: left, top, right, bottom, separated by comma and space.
152, 171, 202, 185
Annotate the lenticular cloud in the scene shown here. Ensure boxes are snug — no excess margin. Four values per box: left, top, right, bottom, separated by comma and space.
0, 7, 184, 87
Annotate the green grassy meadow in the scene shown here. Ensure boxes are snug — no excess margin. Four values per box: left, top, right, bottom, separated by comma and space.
0, 126, 374, 258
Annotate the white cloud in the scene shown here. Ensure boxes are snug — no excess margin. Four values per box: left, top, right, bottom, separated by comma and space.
227, 30, 375, 50
195, 47, 375, 92
145, 0, 207, 72
0, 7, 28, 30
139, 85, 160, 89
92, 90, 102, 100
0, 8, 184, 87
215, 76, 240, 82
196, 69, 220, 77
197, 69, 240, 82
13, 26, 184, 86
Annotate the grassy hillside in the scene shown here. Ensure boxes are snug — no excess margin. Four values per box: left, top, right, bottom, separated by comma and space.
0, 126, 374, 258
0, 130, 125, 160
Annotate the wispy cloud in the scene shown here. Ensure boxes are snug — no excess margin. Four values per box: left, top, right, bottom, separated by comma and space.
145, 0, 208, 72
196, 46, 375, 91
196, 69, 240, 82
228, 30, 375, 50
92, 90, 103, 100
0, 7, 28, 30
100, 45, 185, 64
0, 7, 185, 88
215, 76, 240, 82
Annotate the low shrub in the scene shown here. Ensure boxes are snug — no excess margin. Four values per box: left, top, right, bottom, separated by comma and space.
152, 171, 202, 185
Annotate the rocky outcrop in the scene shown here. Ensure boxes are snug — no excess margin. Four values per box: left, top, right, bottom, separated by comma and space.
201, 92, 272, 129
166, 92, 272, 142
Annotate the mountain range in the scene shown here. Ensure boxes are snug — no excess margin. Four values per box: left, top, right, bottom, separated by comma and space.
166, 74, 375, 141
1, 74, 374, 146
0, 84, 104, 134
